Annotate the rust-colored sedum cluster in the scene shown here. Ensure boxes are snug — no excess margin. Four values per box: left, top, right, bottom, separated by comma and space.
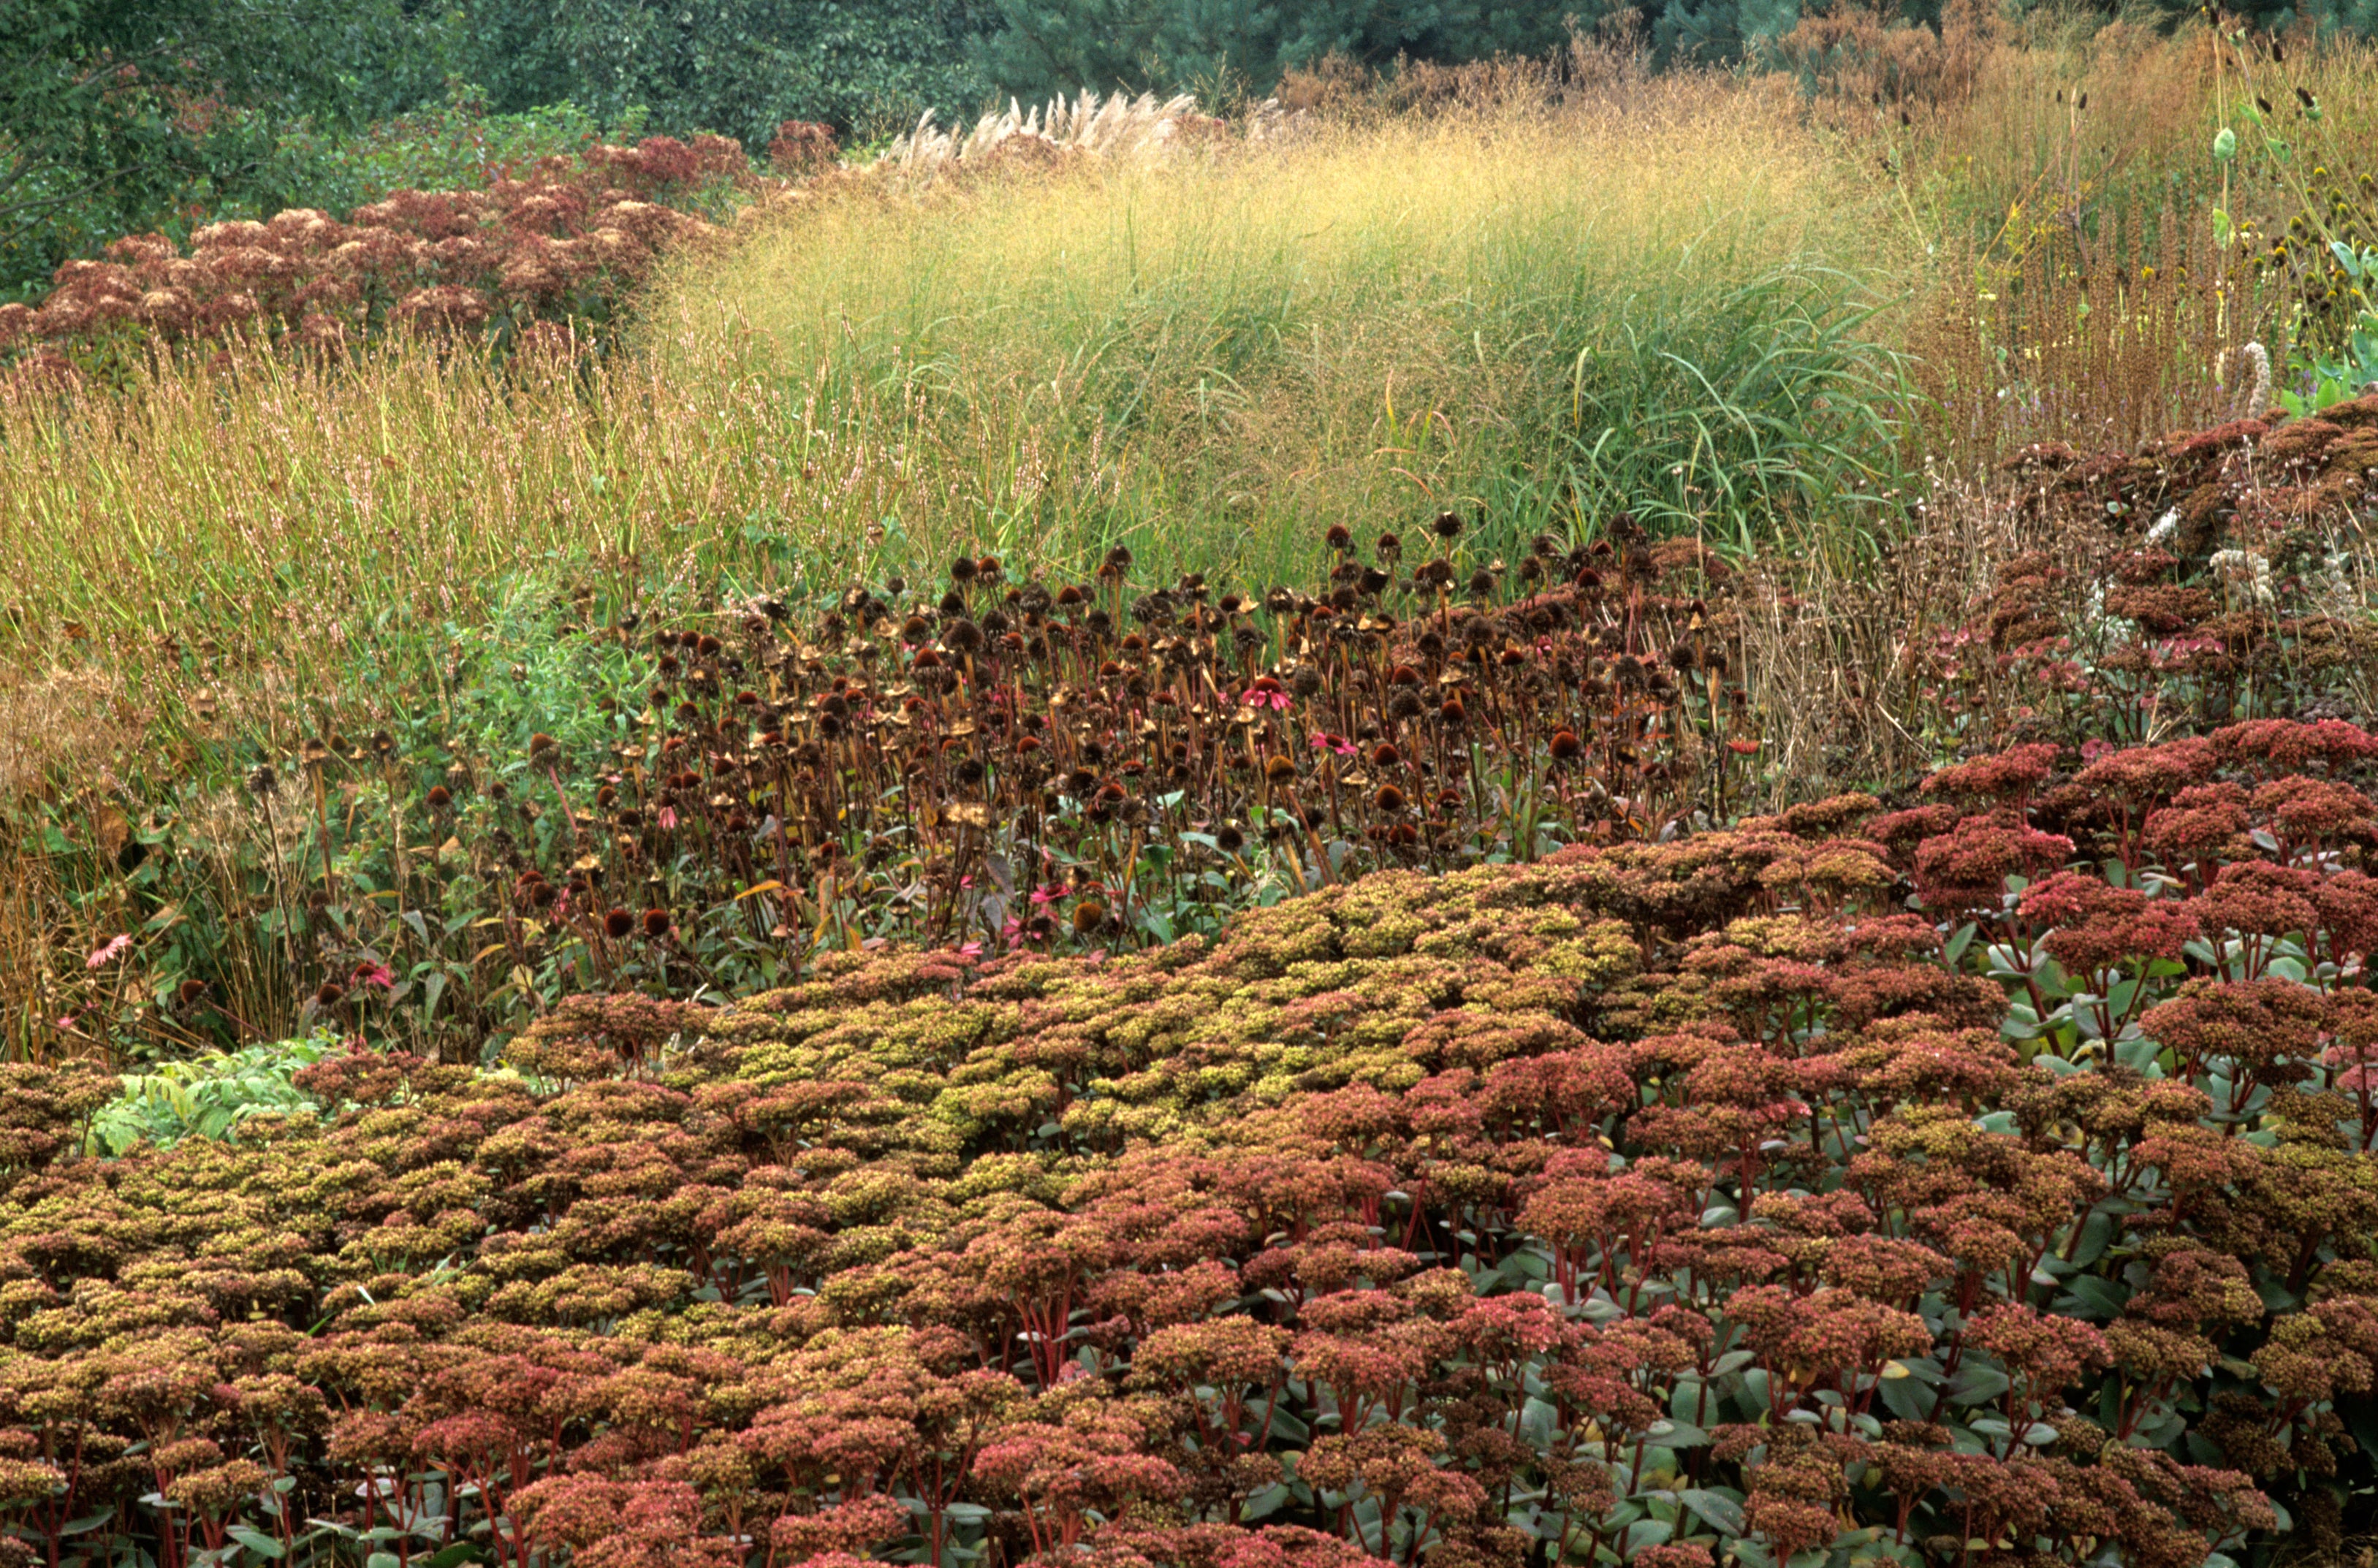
17, 722, 2378, 1563
0, 133, 753, 378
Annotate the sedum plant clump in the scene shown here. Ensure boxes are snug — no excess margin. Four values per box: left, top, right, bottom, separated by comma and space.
10, 721, 2378, 1564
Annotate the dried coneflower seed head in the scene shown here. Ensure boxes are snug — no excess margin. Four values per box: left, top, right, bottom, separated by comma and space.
531, 883, 558, 907
951, 555, 978, 582
1433, 511, 1464, 540
1375, 783, 1407, 812
176, 978, 208, 1005
1072, 899, 1109, 936
605, 908, 634, 939
1550, 728, 1581, 760
1265, 755, 1296, 784
1325, 524, 1352, 549
530, 733, 560, 763
1372, 742, 1400, 766
1105, 546, 1133, 570
316, 983, 346, 1007
644, 908, 671, 937
1216, 823, 1245, 852
1440, 697, 1467, 725
427, 785, 452, 809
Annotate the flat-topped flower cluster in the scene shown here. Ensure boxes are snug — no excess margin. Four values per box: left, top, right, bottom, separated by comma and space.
10, 720, 2378, 1565
0, 132, 753, 378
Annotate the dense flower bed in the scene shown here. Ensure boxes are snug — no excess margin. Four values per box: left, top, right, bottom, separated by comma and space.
10, 723, 2378, 1565
0, 132, 761, 377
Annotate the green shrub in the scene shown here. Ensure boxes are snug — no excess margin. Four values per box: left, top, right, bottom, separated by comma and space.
86, 1032, 340, 1154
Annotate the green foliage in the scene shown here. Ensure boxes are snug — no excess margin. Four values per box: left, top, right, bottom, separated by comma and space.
971, 0, 1583, 99
450, 0, 994, 148
263, 88, 612, 223
1561, 264, 1910, 555
86, 1032, 338, 1154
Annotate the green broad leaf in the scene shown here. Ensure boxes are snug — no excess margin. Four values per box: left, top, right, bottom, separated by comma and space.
1943, 921, 1979, 967
1678, 1487, 1747, 1537
1646, 1417, 1711, 1448
1948, 1363, 2011, 1405
1621, 1519, 1674, 1555
227, 1525, 287, 1558
1241, 1483, 1291, 1521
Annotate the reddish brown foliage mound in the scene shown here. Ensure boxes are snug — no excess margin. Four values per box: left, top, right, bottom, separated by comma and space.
20, 726, 2378, 1564
0, 133, 753, 373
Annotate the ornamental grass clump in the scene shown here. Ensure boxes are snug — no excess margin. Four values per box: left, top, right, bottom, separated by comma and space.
16, 722, 2378, 1563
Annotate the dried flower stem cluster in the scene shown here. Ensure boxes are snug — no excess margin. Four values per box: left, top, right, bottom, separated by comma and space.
91, 517, 1763, 1059
13, 720, 2378, 1564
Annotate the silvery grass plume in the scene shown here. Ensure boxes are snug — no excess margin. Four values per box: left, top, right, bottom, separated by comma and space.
884, 90, 1206, 171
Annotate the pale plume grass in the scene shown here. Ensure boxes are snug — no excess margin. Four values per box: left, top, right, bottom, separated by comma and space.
881, 88, 1207, 171
664, 76, 1894, 574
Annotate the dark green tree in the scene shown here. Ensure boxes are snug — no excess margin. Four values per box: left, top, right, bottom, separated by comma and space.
448, 0, 994, 147
972, 0, 1584, 102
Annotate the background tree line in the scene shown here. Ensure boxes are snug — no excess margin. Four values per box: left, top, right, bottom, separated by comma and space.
7, 0, 2371, 300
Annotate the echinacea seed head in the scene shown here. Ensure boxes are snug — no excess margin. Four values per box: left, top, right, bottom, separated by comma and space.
427, 785, 452, 810
1265, 755, 1296, 784
644, 908, 671, 937
605, 908, 634, 939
